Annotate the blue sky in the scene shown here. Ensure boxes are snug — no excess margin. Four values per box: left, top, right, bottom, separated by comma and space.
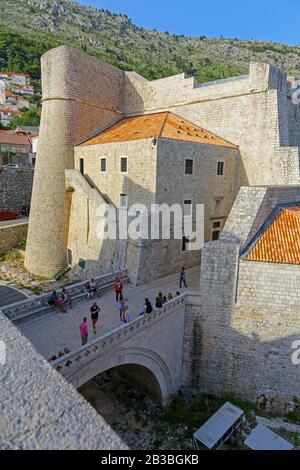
79, 0, 299, 45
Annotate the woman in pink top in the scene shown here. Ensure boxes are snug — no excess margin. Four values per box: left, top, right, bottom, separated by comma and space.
79, 317, 89, 345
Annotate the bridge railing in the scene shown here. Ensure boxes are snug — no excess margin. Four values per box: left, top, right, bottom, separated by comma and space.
52, 295, 186, 376
0, 269, 127, 322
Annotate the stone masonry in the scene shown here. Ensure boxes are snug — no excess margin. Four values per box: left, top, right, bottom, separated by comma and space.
25, 47, 300, 279
0, 168, 33, 213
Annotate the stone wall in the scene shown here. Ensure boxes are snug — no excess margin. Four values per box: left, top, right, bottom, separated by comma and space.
125, 63, 300, 187
0, 312, 127, 449
222, 185, 300, 245
0, 168, 33, 213
73, 137, 240, 284
0, 221, 28, 254
183, 185, 300, 410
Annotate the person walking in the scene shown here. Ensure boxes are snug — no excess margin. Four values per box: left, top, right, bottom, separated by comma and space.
114, 277, 123, 302
90, 302, 100, 334
118, 296, 126, 322
79, 317, 89, 345
179, 267, 187, 288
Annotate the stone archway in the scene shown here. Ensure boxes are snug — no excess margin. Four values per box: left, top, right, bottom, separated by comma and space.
66, 347, 175, 406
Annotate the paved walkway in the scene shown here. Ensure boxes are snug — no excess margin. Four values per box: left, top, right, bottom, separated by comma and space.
0, 284, 28, 308
18, 267, 200, 360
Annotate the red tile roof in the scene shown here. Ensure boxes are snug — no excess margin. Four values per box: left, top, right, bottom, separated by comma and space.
243, 206, 300, 265
80, 112, 237, 148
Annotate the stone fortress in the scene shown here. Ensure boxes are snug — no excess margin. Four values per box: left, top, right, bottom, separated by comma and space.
14, 44, 300, 431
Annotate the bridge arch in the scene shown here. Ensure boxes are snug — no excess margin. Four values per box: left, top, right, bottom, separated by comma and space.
66, 347, 175, 406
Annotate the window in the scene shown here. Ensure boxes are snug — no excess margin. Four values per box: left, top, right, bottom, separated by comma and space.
100, 157, 107, 173
185, 159, 193, 175
213, 221, 221, 229
212, 220, 222, 240
217, 161, 224, 176
183, 199, 192, 217
120, 193, 128, 208
79, 158, 84, 175
120, 157, 128, 173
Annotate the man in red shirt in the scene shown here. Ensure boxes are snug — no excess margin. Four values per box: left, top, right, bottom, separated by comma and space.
114, 277, 123, 302
79, 317, 89, 345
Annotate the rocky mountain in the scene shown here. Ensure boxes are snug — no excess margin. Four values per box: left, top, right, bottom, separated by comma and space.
1, 0, 300, 84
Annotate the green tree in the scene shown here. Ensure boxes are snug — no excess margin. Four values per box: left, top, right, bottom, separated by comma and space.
10, 108, 40, 128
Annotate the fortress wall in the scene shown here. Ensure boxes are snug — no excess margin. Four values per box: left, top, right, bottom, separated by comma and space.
0, 221, 28, 254
183, 239, 300, 409
0, 168, 33, 213
232, 260, 300, 408
25, 47, 125, 277
0, 312, 126, 450
125, 63, 300, 186
222, 185, 300, 245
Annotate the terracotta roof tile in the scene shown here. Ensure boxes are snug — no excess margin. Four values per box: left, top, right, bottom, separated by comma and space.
79, 112, 237, 148
243, 205, 300, 265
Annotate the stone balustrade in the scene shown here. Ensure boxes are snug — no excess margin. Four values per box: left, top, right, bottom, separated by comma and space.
53, 295, 186, 376
1, 269, 127, 322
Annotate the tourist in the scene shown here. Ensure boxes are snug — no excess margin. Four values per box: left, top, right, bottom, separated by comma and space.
162, 295, 168, 304
64, 347, 70, 354
155, 292, 163, 309
79, 317, 89, 345
58, 351, 64, 358
144, 298, 153, 315
83, 282, 92, 299
118, 296, 126, 322
48, 290, 66, 313
167, 292, 173, 301
179, 267, 187, 288
48, 355, 57, 362
90, 278, 100, 297
175, 291, 181, 297
124, 305, 131, 323
114, 277, 123, 302
61, 288, 72, 309
90, 302, 100, 334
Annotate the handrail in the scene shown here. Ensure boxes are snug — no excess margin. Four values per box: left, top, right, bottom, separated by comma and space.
1, 268, 127, 322
53, 295, 186, 374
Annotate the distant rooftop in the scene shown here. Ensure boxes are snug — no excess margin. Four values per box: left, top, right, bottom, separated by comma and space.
242, 204, 300, 265
80, 112, 237, 148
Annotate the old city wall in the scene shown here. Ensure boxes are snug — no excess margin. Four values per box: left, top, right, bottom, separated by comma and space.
222, 185, 300, 245
25, 47, 125, 277
0, 168, 33, 213
232, 260, 300, 408
181, 185, 300, 409
124, 63, 300, 186
0, 221, 28, 254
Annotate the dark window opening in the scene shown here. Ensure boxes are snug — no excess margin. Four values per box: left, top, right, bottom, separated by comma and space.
182, 236, 189, 251
100, 158, 107, 172
79, 158, 84, 175
217, 161, 224, 176
120, 157, 127, 173
185, 159, 193, 175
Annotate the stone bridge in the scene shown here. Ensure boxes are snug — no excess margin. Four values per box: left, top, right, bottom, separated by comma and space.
53, 295, 187, 405
1, 268, 201, 406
